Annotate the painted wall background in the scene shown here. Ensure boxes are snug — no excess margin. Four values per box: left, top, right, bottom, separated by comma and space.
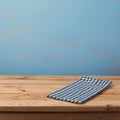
0, 0, 120, 75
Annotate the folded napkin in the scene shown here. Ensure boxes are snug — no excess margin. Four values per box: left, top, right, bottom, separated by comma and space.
47, 76, 112, 104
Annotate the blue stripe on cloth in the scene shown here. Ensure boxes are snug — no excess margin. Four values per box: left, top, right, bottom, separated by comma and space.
47, 76, 112, 104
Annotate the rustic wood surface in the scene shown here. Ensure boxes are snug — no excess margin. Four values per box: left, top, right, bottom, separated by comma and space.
0, 112, 120, 120
0, 75, 119, 112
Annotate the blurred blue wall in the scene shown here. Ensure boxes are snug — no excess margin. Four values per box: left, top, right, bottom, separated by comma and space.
0, 0, 120, 75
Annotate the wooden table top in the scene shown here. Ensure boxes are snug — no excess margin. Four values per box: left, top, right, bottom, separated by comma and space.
0, 75, 119, 112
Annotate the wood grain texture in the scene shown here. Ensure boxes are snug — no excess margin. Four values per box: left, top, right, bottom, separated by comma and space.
0, 112, 120, 120
0, 75, 119, 112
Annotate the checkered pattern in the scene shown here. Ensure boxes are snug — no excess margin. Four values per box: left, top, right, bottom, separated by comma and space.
80, 76, 103, 84
47, 76, 112, 104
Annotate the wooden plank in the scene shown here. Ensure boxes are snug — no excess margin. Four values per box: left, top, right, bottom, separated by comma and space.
0, 76, 119, 112
0, 112, 120, 120
0, 75, 120, 80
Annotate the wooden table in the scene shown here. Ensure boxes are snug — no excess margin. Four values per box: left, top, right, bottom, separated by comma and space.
0, 75, 120, 120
